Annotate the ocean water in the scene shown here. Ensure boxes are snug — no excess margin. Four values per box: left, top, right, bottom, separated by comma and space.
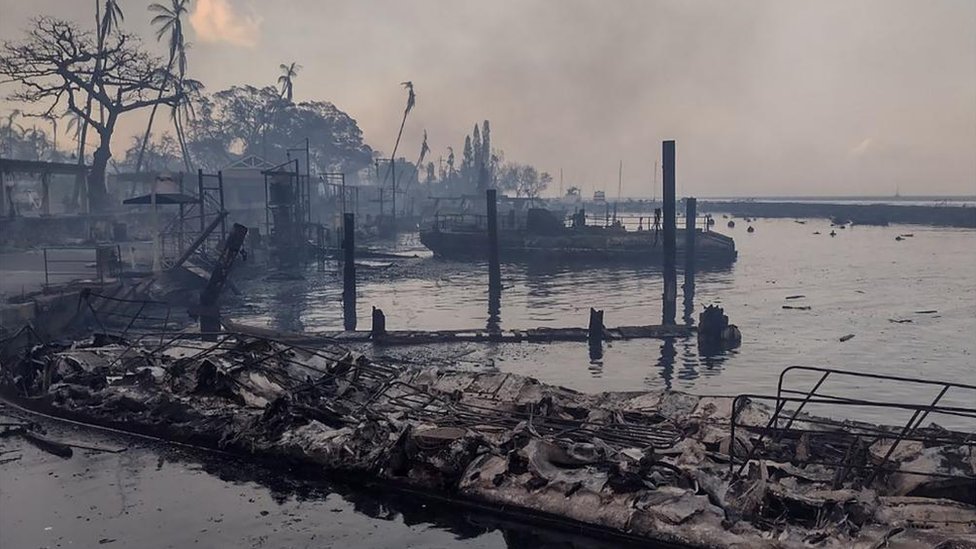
230, 217, 976, 428
5, 217, 974, 549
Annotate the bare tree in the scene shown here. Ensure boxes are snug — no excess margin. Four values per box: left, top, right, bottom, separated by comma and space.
75, 1, 124, 208
0, 17, 183, 210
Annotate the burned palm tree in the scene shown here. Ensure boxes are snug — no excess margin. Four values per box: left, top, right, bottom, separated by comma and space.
277, 62, 302, 102
386, 81, 416, 226
171, 77, 204, 172
135, 0, 190, 174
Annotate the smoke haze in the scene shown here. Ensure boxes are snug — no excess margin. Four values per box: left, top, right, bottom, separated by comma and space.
1, 0, 973, 196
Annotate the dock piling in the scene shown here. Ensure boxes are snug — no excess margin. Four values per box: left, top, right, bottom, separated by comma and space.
371, 306, 386, 338
588, 308, 604, 342
343, 213, 357, 331
487, 189, 501, 332
662, 140, 677, 325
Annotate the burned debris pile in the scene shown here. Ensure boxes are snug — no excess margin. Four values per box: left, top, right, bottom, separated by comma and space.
1, 334, 974, 548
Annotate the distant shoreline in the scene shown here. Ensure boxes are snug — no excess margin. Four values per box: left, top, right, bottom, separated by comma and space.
697, 200, 976, 228
569, 198, 976, 228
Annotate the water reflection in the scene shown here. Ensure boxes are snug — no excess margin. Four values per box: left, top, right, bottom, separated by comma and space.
181, 445, 643, 549
656, 338, 677, 390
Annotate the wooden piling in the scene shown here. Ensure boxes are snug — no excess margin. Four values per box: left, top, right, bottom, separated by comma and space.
588, 308, 604, 342
371, 306, 386, 337
487, 189, 501, 331
343, 213, 357, 330
662, 140, 677, 325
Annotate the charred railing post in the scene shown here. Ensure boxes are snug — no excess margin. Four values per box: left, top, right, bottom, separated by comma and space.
198, 223, 248, 341
683, 197, 697, 325
316, 223, 326, 272
342, 213, 357, 331
487, 189, 502, 332
662, 140, 677, 325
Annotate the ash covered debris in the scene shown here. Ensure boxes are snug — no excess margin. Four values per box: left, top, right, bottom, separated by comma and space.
1, 334, 973, 548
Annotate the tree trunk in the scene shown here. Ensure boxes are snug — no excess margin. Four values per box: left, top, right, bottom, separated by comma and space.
134, 54, 175, 174
135, 96, 164, 174
174, 108, 192, 172
86, 133, 113, 212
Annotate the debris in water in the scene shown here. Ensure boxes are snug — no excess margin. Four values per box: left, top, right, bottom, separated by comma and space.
839, 334, 855, 342
785, 295, 805, 300
782, 305, 812, 310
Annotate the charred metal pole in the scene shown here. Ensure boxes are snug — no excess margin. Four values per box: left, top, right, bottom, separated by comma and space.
199, 223, 248, 341
662, 140, 677, 325
342, 213, 357, 330
683, 197, 697, 325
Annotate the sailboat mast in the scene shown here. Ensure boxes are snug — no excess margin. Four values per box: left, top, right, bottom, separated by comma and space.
653, 159, 658, 202
617, 160, 623, 202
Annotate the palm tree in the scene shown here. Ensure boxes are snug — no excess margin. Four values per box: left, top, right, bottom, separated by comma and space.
277, 62, 302, 102
1, 109, 22, 156
171, 77, 204, 171
65, 112, 84, 148
387, 81, 416, 224
135, 0, 190, 174
41, 112, 60, 154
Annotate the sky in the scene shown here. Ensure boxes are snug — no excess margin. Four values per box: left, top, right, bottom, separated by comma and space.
1, 0, 974, 197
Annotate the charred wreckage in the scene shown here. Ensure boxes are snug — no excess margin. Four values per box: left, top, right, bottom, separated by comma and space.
1, 324, 974, 548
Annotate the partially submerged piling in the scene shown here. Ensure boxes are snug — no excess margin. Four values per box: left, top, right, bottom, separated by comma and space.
343, 213, 356, 330
662, 140, 677, 325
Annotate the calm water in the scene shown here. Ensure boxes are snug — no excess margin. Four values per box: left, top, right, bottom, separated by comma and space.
6, 217, 974, 549
230, 217, 976, 427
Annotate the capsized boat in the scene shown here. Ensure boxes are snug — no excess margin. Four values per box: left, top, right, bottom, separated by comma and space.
420, 208, 736, 265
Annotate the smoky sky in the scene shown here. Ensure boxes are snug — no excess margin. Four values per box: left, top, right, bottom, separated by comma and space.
2, 0, 974, 197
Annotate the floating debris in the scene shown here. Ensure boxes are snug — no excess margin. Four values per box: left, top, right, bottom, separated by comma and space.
782, 305, 812, 311
785, 295, 806, 300
888, 318, 913, 324
839, 333, 855, 342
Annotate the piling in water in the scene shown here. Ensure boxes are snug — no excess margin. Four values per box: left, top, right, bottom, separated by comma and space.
486, 189, 501, 332
371, 306, 386, 337
343, 213, 357, 330
662, 140, 677, 325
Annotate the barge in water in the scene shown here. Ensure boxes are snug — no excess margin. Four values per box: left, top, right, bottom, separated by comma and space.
420, 207, 737, 265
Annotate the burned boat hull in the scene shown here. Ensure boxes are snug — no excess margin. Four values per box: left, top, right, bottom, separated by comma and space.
420, 227, 737, 265
2, 336, 973, 549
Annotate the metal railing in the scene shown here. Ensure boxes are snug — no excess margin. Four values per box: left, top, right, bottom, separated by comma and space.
729, 366, 976, 486
42, 245, 122, 288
